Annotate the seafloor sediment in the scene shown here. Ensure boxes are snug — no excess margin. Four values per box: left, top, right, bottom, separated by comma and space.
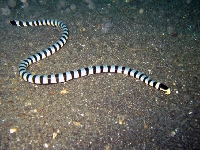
0, 0, 199, 149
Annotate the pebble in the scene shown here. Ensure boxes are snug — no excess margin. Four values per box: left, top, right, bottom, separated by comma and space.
38, 0, 47, 5
10, 128, 17, 133
139, 8, 144, 14
1, 6, 11, 16
20, 0, 27, 3
70, 4, 76, 11
7, 0, 17, 8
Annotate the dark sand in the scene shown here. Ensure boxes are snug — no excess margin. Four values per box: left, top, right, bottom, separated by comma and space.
0, 0, 199, 149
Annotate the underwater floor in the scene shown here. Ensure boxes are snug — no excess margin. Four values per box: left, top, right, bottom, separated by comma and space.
0, 0, 199, 149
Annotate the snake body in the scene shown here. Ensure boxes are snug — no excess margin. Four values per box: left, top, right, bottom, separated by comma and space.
10, 19, 170, 94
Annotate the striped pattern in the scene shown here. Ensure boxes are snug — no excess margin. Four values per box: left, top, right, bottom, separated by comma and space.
10, 19, 170, 94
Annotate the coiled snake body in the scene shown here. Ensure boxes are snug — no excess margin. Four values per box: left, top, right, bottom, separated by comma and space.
10, 19, 170, 94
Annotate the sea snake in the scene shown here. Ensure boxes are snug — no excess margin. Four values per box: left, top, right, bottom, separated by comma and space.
10, 19, 171, 94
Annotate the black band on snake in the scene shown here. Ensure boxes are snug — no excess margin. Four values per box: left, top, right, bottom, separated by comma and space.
10, 19, 171, 94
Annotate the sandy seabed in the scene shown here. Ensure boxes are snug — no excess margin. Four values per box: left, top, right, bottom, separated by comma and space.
0, 0, 199, 149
